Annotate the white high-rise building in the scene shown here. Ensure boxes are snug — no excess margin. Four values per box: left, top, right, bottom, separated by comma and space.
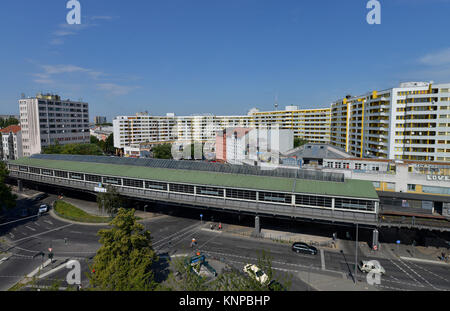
19, 93, 90, 156
330, 82, 450, 161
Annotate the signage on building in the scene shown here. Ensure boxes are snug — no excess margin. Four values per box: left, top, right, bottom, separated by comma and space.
94, 187, 107, 193
426, 175, 450, 182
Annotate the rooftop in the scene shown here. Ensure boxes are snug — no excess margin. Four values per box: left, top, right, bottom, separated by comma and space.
9, 154, 378, 199
0, 125, 21, 134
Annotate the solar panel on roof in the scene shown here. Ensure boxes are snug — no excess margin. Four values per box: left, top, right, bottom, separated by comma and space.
31, 154, 344, 182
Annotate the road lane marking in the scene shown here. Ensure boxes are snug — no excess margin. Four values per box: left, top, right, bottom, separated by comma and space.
44, 220, 53, 225
320, 249, 325, 270
25, 226, 36, 232
404, 260, 450, 283
10, 224, 73, 244
9, 233, 14, 239
396, 258, 441, 291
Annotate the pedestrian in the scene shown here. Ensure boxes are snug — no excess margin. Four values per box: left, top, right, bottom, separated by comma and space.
218, 223, 222, 230
210, 224, 213, 230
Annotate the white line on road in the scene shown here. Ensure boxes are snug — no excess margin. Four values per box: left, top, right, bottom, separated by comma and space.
44, 220, 53, 225
320, 249, 325, 270
10, 224, 73, 244
25, 226, 36, 232
9, 233, 14, 239
38, 262, 67, 279
26, 259, 52, 278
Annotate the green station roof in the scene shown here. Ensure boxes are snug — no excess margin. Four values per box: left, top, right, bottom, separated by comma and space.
9, 157, 379, 200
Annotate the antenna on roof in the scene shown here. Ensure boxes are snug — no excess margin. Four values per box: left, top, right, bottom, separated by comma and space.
274, 93, 279, 111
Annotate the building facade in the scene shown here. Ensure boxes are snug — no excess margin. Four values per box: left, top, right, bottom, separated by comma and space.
322, 158, 450, 218
0, 125, 22, 160
19, 93, 90, 156
113, 106, 330, 149
330, 82, 450, 162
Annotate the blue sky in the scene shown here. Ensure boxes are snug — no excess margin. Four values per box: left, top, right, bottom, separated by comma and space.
1, 0, 450, 120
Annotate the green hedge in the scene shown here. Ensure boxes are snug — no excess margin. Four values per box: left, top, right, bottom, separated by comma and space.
53, 201, 112, 223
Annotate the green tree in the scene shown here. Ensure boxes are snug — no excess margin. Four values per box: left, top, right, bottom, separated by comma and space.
96, 185, 123, 217
89, 208, 158, 291
152, 144, 173, 159
103, 133, 114, 154
0, 162, 17, 212
90, 135, 100, 145
42, 143, 103, 156
294, 137, 308, 148
0, 117, 19, 129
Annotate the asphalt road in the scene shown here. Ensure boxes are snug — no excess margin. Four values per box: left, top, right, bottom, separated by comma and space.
1, 192, 449, 291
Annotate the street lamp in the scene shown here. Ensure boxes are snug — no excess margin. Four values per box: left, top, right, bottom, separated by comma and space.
354, 223, 359, 284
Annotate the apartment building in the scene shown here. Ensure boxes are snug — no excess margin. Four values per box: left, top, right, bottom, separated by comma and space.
330, 82, 450, 162
0, 125, 23, 160
250, 106, 331, 144
94, 116, 107, 125
113, 112, 251, 149
113, 106, 330, 149
19, 93, 90, 156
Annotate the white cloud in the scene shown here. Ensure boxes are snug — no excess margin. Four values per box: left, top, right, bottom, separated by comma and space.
97, 83, 140, 96
420, 48, 450, 66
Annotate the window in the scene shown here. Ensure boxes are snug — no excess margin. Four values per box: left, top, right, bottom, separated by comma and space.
41, 169, 53, 176
422, 186, 450, 195
122, 178, 143, 188
54, 170, 68, 178
407, 184, 416, 191
197, 186, 224, 197
295, 195, 332, 207
85, 174, 101, 183
103, 176, 121, 185
386, 182, 395, 190
259, 192, 291, 204
169, 183, 194, 194
69, 172, 84, 180
372, 181, 380, 188
226, 189, 257, 201
29, 167, 40, 174
334, 198, 375, 211
145, 181, 167, 191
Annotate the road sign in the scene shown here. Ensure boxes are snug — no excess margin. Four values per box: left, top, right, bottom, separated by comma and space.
373, 245, 378, 251
396, 240, 401, 244
48, 248, 52, 252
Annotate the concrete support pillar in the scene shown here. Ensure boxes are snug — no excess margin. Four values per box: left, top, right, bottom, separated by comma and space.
17, 179, 23, 192
254, 215, 261, 236
372, 228, 379, 250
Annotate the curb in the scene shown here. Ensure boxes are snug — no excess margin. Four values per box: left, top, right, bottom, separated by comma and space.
49, 210, 109, 227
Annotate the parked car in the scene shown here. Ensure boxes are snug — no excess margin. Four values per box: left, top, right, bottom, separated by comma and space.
243, 264, 269, 284
292, 242, 318, 255
358, 260, 385, 275
38, 204, 49, 215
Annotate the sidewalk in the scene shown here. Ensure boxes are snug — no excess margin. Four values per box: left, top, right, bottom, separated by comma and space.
220, 223, 340, 251
358, 240, 449, 265
296, 270, 379, 291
